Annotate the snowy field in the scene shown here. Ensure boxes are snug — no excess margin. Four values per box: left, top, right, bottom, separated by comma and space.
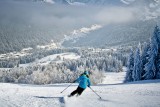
0, 72, 160, 107
19, 52, 80, 67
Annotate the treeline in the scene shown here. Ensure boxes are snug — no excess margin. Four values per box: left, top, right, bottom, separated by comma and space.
0, 48, 80, 68
0, 63, 104, 85
125, 26, 160, 82
0, 47, 129, 85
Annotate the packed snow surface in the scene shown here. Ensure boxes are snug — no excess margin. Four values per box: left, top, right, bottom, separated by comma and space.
0, 72, 160, 107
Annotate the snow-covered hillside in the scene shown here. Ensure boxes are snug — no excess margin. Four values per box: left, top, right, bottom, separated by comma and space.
19, 52, 80, 67
0, 72, 160, 107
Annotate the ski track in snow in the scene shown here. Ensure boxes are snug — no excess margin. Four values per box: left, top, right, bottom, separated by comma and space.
0, 72, 160, 107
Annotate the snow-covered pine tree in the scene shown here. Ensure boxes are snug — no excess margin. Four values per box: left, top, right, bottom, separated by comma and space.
132, 47, 142, 81
143, 26, 159, 80
141, 42, 150, 80
155, 25, 160, 79
102, 61, 107, 72
124, 49, 134, 82
156, 54, 160, 79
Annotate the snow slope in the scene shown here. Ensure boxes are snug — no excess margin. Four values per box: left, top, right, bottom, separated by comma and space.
0, 72, 160, 107
101, 72, 126, 84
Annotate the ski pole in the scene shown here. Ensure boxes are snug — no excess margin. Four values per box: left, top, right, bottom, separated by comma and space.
60, 83, 74, 93
89, 87, 102, 99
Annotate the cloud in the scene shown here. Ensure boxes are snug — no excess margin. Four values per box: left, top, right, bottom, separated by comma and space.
95, 7, 136, 25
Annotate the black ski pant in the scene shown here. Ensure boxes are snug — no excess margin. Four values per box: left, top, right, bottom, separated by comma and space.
70, 86, 85, 96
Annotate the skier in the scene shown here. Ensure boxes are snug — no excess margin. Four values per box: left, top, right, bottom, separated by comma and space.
68, 71, 91, 97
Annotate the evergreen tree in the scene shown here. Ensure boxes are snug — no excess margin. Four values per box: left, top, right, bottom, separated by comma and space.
102, 61, 107, 72
155, 25, 160, 47
143, 26, 159, 80
132, 48, 142, 81
155, 25, 160, 79
156, 54, 160, 79
141, 42, 150, 80
124, 49, 134, 82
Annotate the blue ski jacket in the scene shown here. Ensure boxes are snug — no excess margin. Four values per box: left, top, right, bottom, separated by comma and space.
75, 74, 91, 89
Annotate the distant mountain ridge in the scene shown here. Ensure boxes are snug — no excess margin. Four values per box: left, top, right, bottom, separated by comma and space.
19, 0, 126, 6
13, 0, 160, 8
45, 0, 69, 4
36, 0, 160, 7
67, 0, 125, 6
